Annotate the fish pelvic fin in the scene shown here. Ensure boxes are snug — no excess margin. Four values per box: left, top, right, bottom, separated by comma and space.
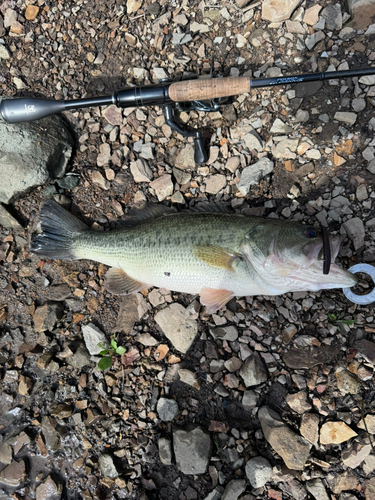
30, 200, 88, 260
193, 244, 241, 271
104, 268, 148, 295
200, 287, 234, 314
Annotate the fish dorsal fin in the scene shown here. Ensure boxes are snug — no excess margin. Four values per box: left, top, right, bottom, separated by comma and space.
200, 287, 234, 314
121, 203, 177, 227
193, 244, 241, 271
185, 202, 231, 214
104, 268, 148, 295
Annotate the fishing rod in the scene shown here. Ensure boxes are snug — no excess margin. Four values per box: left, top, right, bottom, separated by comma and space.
1, 66, 375, 164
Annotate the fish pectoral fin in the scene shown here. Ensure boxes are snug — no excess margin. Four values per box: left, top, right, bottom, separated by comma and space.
193, 244, 241, 271
104, 268, 147, 295
200, 287, 234, 314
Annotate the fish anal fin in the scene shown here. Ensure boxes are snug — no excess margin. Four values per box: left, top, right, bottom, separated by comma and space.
200, 287, 234, 314
104, 268, 147, 295
193, 244, 240, 271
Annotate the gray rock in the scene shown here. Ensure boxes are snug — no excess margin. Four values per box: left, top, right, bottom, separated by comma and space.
113, 293, 149, 334
245, 456, 273, 488
0, 460, 26, 487
348, 0, 375, 29
352, 98, 366, 112
0, 204, 22, 229
270, 118, 292, 134
342, 217, 365, 250
0, 100, 73, 203
334, 112, 357, 125
130, 158, 153, 183
237, 157, 274, 195
41, 416, 60, 450
295, 110, 309, 123
272, 139, 299, 159
36, 476, 59, 500
66, 344, 92, 369
98, 454, 119, 478
283, 344, 340, 369
368, 158, 375, 174
203, 488, 225, 500
0, 45, 11, 60
243, 130, 263, 151
261, 0, 302, 22
175, 144, 196, 169
155, 303, 198, 353
258, 406, 311, 470
172, 33, 192, 45
305, 30, 325, 50
321, 4, 342, 30
242, 389, 259, 411
157, 397, 179, 421
306, 478, 330, 500
32, 302, 64, 332
221, 479, 246, 500
158, 437, 173, 465
82, 323, 109, 355
239, 352, 268, 387
173, 425, 212, 475
204, 174, 226, 195
210, 325, 238, 341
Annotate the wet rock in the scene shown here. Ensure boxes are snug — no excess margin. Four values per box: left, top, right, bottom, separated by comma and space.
261, 0, 302, 22
173, 425, 212, 475
33, 302, 64, 332
99, 454, 119, 478
158, 437, 172, 465
306, 479, 330, 500
82, 323, 109, 355
113, 293, 149, 334
221, 479, 246, 500
11, 431, 30, 454
0, 107, 73, 203
0, 442, 12, 464
320, 421, 357, 445
239, 352, 268, 387
300, 413, 319, 445
155, 303, 198, 353
0, 460, 26, 487
258, 406, 311, 470
41, 416, 60, 450
283, 344, 339, 369
36, 476, 59, 500
236, 157, 274, 195
286, 391, 312, 414
321, 4, 342, 30
130, 158, 153, 183
18, 375, 33, 396
342, 217, 365, 250
245, 456, 272, 488
157, 397, 179, 421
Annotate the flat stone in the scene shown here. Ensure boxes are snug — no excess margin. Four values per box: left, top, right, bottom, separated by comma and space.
347, 0, 375, 29
243, 130, 263, 151
245, 456, 272, 488
130, 158, 153, 183
300, 413, 319, 445
221, 479, 246, 500
113, 293, 149, 334
157, 397, 179, 421
205, 174, 226, 195
150, 174, 173, 201
66, 344, 92, 369
365, 477, 375, 500
305, 30, 325, 50
320, 421, 357, 445
239, 352, 268, 387
357, 414, 375, 433
41, 416, 60, 450
335, 368, 359, 395
158, 437, 172, 465
261, 0, 302, 22
327, 470, 359, 494
342, 217, 365, 250
283, 344, 339, 369
155, 303, 198, 353
342, 437, 372, 468
210, 325, 238, 341
127, 0, 142, 15
270, 118, 292, 134
237, 157, 274, 195
97, 143, 111, 166
176, 144, 196, 169
82, 323, 109, 355
286, 391, 312, 414
258, 406, 311, 470
306, 479, 330, 500
321, 4, 342, 30
33, 302, 64, 333
173, 425, 212, 475
272, 139, 299, 159
334, 112, 357, 125
0, 45, 11, 60
36, 476, 58, 500
91, 170, 109, 189
242, 389, 259, 411
303, 5, 322, 25
103, 105, 123, 126
99, 454, 119, 478
0, 460, 26, 487
172, 33, 192, 45
178, 368, 201, 390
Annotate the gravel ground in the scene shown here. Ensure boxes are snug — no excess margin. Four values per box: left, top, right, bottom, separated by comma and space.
1, 1, 375, 499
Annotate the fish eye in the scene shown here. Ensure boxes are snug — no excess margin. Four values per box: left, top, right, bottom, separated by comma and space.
304, 228, 318, 238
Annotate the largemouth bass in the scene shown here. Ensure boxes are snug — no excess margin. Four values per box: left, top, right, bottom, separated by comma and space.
31, 200, 357, 313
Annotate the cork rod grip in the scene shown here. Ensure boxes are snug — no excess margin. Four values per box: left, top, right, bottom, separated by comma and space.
168, 77, 251, 102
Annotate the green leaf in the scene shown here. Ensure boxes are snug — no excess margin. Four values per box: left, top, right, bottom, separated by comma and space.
116, 346, 126, 355
99, 349, 109, 356
97, 356, 113, 371
97, 342, 107, 350
110, 339, 117, 350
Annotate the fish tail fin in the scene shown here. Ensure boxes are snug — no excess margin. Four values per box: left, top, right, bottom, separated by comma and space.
30, 200, 88, 260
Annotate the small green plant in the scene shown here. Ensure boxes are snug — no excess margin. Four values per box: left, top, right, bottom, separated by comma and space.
327, 312, 355, 327
97, 336, 126, 371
